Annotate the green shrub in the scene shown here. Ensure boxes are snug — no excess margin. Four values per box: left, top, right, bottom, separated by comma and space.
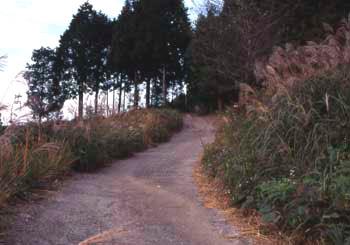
103, 128, 136, 159
203, 66, 350, 243
48, 109, 182, 172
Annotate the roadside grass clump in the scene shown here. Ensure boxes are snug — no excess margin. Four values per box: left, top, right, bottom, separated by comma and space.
0, 109, 182, 206
0, 129, 73, 204
52, 109, 182, 171
142, 108, 183, 144
202, 66, 350, 243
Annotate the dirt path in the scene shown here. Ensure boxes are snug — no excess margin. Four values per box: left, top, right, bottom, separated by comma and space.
6, 115, 248, 245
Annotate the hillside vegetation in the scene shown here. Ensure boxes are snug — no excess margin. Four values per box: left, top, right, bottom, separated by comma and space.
0, 109, 182, 208
3, 0, 350, 243
202, 16, 350, 244
195, 1, 350, 242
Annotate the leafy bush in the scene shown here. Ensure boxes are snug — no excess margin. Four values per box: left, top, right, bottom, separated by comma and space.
203, 66, 350, 243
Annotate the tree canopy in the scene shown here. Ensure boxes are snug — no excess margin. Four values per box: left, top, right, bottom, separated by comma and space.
24, 0, 350, 116
110, 0, 191, 107
24, 47, 67, 121
57, 2, 113, 118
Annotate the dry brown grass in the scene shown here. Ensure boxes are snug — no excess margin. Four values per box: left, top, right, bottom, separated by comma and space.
255, 14, 350, 99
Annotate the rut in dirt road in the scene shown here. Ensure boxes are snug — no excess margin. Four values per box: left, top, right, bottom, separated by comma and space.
6, 115, 249, 245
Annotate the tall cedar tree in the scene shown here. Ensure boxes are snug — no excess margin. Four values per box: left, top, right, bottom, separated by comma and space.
24, 47, 66, 123
86, 12, 113, 114
111, 0, 140, 107
145, 0, 191, 105
58, 2, 112, 118
111, 0, 191, 107
190, 4, 239, 111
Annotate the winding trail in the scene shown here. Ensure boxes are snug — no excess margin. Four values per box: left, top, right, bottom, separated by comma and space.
6, 116, 247, 245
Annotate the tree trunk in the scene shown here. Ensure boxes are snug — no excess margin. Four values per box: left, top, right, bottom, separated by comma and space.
118, 84, 122, 113
146, 79, 151, 108
94, 88, 99, 115
123, 86, 126, 112
162, 65, 167, 105
217, 96, 223, 111
112, 89, 116, 115
106, 91, 109, 116
133, 72, 139, 108
78, 83, 84, 120
171, 86, 174, 102
134, 83, 139, 108
38, 115, 42, 143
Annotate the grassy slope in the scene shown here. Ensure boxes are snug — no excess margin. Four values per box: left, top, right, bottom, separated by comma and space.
202, 67, 350, 244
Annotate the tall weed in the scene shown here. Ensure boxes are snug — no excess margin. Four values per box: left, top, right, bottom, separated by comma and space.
203, 66, 350, 243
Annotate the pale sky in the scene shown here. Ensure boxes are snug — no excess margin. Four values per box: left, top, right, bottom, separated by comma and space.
0, 0, 197, 123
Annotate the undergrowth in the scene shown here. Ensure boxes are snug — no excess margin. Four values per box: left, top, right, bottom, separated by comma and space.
203, 66, 350, 244
0, 109, 182, 207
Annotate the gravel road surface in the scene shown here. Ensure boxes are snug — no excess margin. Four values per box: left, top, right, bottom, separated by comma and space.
6, 115, 247, 245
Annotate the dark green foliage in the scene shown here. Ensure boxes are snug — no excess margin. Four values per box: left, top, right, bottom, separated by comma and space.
57, 2, 113, 118
189, 9, 234, 112
110, 0, 135, 79
202, 66, 350, 243
25, 1, 191, 114
54, 126, 109, 172
135, 0, 191, 105
110, 0, 140, 107
85, 11, 113, 114
24, 47, 67, 121
102, 128, 143, 159
110, 0, 191, 107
